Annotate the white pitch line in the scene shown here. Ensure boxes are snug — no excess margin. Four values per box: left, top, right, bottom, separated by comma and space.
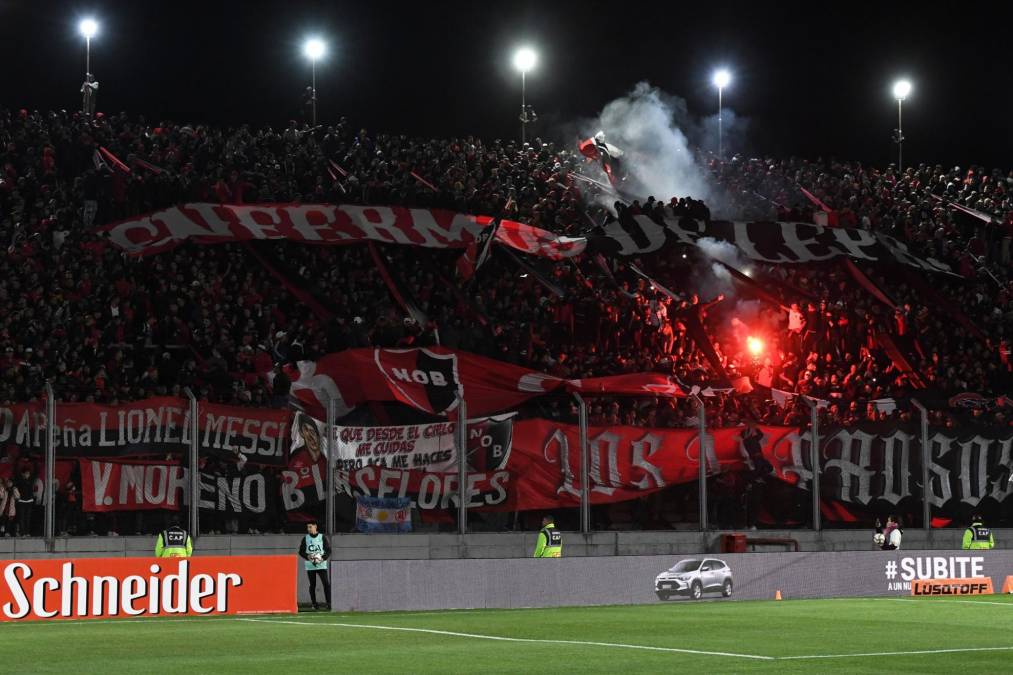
238, 617, 773, 660
780, 646, 1013, 660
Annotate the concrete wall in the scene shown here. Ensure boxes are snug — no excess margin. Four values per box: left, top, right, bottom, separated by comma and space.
0, 527, 1002, 561
331, 549, 1013, 612
1, 528, 1007, 604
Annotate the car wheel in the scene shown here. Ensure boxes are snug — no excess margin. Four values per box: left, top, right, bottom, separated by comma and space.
690, 581, 703, 600
656, 591, 672, 601
722, 579, 733, 597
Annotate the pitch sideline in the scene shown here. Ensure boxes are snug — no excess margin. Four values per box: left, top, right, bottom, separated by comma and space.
239, 615, 1013, 662
237, 617, 775, 660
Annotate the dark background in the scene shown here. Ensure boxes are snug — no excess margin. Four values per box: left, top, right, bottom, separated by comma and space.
2, 0, 1010, 168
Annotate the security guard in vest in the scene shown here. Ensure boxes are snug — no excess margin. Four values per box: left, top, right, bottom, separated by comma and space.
533, 514, 562, 558
962, 514, 995, 550
155, 519, 193, 558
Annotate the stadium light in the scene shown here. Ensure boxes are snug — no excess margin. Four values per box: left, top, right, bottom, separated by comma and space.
302, 38, 327, 126
513, 47, 538, 144
712, 69, 731, 161
892, 79, 912, 172
79, 18, 98, 76
513, 47, 537, 73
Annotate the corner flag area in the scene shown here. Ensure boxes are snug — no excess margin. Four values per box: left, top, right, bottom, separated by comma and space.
5, 595, 1013, 673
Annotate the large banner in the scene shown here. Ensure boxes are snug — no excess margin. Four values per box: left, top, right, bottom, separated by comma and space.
331, 420, 799, 512
100, 203, 952, 274
814, 423, 1013, 522
0, 556, 296, 621
0, 398, 291, 466
78, 459, 273, 515
287, 347, 684, 418
333, 417, 514, 473
101, 204, 584, 260
594, 214, 953, 274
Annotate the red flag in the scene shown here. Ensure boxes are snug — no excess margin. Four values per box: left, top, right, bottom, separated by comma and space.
410, 171, 438, 192
99, 146, 131, 173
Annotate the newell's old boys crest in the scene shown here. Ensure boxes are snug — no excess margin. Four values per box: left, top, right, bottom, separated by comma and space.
374, 348, 462, 415
467, 416, 515, 472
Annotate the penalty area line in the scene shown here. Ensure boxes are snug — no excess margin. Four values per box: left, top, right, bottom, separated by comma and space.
237, 618, 773, 660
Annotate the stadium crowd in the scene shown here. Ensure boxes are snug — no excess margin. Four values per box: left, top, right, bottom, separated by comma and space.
1, 106, 1011, 535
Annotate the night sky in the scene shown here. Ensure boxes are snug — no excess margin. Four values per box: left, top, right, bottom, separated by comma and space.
3, 0, 1011, 168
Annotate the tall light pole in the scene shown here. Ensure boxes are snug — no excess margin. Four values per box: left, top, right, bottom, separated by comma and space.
892, 79, 912, 172
79, 18, 98, 76
712, 69, 731, 161
513, 47, 537, 145
303, 38, 326, 126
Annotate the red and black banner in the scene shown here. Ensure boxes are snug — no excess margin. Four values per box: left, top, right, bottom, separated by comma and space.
99, 203, 954, 275
287, 347, 685, 418
0, 398, 291, 466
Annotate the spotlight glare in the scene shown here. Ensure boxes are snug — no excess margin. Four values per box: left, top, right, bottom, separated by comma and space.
713, 69, 731, 89
303, 38, 326, 61
513, 47, 537, 73
79, 18, 98, 39
893, 79, 912, 100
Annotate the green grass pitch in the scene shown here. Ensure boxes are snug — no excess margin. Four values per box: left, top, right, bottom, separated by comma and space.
4, 595, 1013, 673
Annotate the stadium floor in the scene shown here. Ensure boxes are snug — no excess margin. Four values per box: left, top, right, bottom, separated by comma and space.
4, 595, 1013, 673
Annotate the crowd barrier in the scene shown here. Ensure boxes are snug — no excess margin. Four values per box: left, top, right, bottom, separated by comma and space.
328, 548, 1013, 611
0, 555, 297, 621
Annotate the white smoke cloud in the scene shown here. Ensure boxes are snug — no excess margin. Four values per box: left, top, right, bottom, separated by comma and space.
691, 237, 754, 301
586, 82, 713, 205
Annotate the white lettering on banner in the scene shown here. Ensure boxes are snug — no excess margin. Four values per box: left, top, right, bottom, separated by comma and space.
730, 222, 793, 263
154, 206, 222, 240
542, 429, 580, 497
0, 402, 282, 459
988, 438, 1013, 502
957, 436, 990, 506
879, 429, 913, 505
102, 203, 953, 274
775, 429, 814, 489
229, 205, 285, 240
286, 204, 342, 241
661, 216, 705, 246
408, 210, 486, 248
87, 461, 269, 513
829, 228, 879, 260
340, 206, 414, 245
589, 431, 622, 495
184, 204, 236, 238
630, 433, 666, 490
1, 561, 243, 619
105, 216, 167, 252
927, 433, 955, 508
824, 428, 877, 505
895, 556, 986, 582
780, 223, 836, 262
389, 368, 448, 386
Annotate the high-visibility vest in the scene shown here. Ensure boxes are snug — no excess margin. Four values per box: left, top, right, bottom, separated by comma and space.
157, 527, 192, 558
535, 525, 563, 558
966, 523, 994, 550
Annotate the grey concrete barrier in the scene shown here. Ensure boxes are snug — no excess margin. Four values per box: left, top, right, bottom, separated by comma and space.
329, 548, 1013, 611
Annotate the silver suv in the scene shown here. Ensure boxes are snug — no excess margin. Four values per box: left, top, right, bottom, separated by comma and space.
654, 558, 733, 600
